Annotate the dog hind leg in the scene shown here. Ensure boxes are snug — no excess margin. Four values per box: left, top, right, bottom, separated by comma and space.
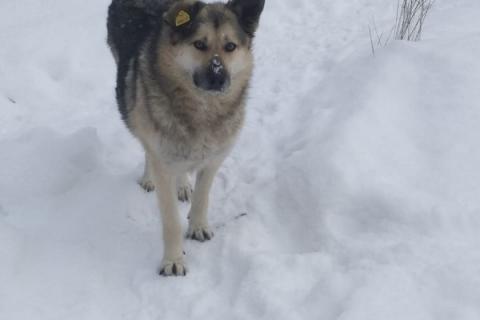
177, 173, 193, 202
138, 153, 155, 192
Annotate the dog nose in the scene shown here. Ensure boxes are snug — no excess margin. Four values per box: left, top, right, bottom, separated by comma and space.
206, 58, 227, 91
193, 57, 230, 92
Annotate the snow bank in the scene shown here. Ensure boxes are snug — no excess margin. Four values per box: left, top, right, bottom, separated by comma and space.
275, 36, 480, 320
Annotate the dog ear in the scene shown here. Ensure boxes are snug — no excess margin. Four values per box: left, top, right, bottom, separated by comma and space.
227, 0, 265, 37
163, 1, 205, 29
163, 1, 206, 43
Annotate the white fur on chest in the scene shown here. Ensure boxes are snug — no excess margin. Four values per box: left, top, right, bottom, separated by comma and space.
145, 131, 234, 173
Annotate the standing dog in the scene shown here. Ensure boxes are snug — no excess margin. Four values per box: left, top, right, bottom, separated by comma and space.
107, 0, 264, 276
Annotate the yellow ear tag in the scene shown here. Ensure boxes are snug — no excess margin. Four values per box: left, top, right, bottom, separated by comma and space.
175, 10, 191, 27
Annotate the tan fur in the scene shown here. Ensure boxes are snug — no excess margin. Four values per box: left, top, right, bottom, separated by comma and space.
118, 3, 255, 276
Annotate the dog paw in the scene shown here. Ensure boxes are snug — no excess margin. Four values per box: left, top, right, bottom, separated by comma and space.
187, 225, 214, 242
177, 183, 193, 202
159, 258, 187, 277
138, 178, 155, 192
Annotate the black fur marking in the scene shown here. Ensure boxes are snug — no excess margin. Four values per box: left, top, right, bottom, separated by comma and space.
227, 0, 265, 37
140, 41, 162, 131
107, 0, 166, 122
208, 8, 226, 29
165, 1, 206, 43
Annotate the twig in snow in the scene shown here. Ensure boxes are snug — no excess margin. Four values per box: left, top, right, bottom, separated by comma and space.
368, 18, 394, 56
214, 212, 248, 230
394, 0, 434, 41
368, 0, 434, 56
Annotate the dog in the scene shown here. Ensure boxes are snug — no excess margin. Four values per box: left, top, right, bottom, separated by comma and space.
107, 0, 265, 276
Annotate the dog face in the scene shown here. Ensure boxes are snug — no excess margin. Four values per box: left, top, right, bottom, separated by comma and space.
161, 0, 265, 94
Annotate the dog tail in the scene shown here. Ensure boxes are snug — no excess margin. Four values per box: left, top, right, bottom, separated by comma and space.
107, 0, 172, 122
107, 0, 158, 62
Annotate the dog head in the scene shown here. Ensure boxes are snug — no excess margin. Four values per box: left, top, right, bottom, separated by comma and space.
160, 0, 265, 94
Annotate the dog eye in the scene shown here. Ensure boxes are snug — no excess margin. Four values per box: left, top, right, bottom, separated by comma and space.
224, 42, 237, 52
193, 40, 208, 51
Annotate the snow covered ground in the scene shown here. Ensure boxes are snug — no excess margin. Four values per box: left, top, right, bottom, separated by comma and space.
1, 0, 480, 319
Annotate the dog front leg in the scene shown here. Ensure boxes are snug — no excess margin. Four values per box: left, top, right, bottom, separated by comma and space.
187, 163, 221, 242
149, 155, 186, 276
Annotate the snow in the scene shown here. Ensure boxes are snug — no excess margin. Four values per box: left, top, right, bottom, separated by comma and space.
2, 0, 480, 319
